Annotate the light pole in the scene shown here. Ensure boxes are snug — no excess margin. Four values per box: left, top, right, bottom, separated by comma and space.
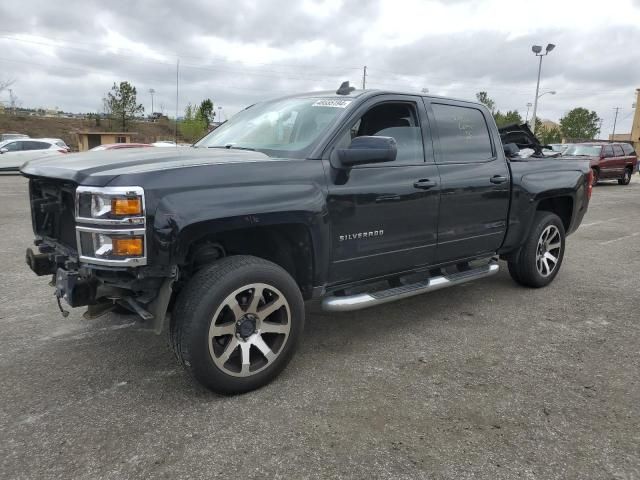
149, 88, 156, 118
530, 43, 555, 135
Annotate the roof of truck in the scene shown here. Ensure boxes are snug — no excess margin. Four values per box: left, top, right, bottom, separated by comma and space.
276, 88, 483, 107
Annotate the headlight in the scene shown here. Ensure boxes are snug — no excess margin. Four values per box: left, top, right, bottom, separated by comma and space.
94, 234, 144, 257
77, 186, 145, 224
76, 227, 147, 266
75, 186, 147, 266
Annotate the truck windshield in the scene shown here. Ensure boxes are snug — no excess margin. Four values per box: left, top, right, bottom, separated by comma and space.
563, 145, 602, 157
195, 97, 352, 158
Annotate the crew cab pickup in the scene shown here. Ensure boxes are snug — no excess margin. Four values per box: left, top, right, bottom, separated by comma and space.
22, 83, 593, 394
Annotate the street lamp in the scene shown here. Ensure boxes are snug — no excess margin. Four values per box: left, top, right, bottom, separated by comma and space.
149, 88, 156, 118
530, 43, 555, 135
538, 90, 556, 99
525, 102, 533, 123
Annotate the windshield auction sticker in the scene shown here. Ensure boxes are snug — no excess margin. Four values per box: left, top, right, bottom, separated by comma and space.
312, 99, 352, 108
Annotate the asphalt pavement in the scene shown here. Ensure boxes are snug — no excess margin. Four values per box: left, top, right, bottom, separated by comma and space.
1, 173, 639, 480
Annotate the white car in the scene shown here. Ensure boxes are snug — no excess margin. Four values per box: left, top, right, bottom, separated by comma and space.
151, 140, 177, 147
0, 138, 70, 171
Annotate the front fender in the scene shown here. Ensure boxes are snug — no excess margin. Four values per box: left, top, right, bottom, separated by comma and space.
151, 183, 330, 283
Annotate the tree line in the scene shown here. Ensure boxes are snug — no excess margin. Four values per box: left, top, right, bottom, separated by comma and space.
475, 91, 601, 144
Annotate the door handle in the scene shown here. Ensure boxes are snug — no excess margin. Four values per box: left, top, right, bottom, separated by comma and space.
413, 179, 437, 190
375, 194, 401, 203
490, 175, 508, 184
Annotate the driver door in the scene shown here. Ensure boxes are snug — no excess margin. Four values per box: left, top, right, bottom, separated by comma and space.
322, 95, 441, 285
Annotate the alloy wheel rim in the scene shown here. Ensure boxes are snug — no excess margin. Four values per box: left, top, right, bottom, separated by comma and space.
536, 225, 561, 277
208, 283, 291, 377
624, 170, 631, 183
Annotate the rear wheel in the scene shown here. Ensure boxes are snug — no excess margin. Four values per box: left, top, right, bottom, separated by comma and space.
618, 167, 632, 185
171, 255, 304, 394
508, 211, 566, 288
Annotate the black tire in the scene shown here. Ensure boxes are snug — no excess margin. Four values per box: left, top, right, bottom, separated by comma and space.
171, 255, 304, 394
618, 167, 632, 185
508, 211, 566, 288
591, 168, 599, 186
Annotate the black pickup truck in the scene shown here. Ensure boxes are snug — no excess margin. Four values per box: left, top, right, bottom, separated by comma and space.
21, 84, 593, 393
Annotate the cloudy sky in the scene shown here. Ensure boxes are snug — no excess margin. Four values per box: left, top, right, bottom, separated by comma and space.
1, 0, 639, 134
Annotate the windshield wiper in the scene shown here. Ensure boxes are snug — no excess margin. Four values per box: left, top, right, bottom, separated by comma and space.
207, 144, 257, 152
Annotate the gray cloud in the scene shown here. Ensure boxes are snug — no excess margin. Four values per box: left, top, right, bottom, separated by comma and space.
0, 0, 638, 134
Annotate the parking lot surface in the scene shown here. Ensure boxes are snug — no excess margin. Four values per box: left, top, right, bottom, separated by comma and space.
1, 174, 639, 480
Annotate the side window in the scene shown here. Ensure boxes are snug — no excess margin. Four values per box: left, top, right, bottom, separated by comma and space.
621, 143, 635, 156
613, 145, 624, 157
432, 103, 493, 163
603, 145, 614, 157
336, 102, 425, 164
23, 141, 49, 150
3, 141, 21, 152
116, 136, 127, 143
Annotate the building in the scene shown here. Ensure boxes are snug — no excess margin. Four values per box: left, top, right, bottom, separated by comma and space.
609, 133, 632, 141
616, 91, 640, 149
631, 89, 640, 152
75, 131, 137, 151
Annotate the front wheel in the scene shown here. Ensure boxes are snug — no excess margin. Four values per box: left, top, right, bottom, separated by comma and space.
508, 211, 566, 288
618, 167, 632, 185
171, 255, 304, 394
591, 168, 599, 186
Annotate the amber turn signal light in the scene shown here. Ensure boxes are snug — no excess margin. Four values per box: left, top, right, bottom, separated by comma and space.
112, 237, 144, 256
111, 197, 142, 216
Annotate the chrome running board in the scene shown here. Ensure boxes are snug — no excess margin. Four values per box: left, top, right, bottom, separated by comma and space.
321, 261, 499, 312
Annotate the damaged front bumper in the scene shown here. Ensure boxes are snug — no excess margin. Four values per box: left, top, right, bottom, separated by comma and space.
25, 240, 175, 333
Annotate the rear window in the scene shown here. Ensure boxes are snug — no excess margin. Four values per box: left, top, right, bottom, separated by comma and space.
432, 103, 493, 163
621, 143, 636, 156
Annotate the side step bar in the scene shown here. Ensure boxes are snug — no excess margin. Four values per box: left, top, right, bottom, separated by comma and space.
321, 261, 499, 312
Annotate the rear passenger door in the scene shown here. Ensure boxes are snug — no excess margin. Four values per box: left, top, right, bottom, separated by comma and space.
426, 100, 510, 264
612, 144, 626, 175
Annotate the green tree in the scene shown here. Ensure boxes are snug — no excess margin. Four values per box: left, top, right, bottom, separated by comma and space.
105, 81, 144, 131
494, 110, 523, 128
538, 125, 562, 144
475, 91, 496, 114
197, 99, 215, 128
559, 108, 600, 140
179, 103, 207, 142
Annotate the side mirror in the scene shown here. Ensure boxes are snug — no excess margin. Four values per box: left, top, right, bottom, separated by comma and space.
0, 147, 8, 154
335, 136, 397, 168
503, 143, 519, 157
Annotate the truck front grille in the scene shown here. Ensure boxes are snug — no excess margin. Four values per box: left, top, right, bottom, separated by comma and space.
29, 179, 77, 250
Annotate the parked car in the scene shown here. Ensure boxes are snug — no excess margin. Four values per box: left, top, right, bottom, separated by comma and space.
549, 143, 573, 154
22, 85, 592, 394
90, 143, 153, 151
0, 138, 70, 171
562, 142, 637, 185
0, 133, 29, 142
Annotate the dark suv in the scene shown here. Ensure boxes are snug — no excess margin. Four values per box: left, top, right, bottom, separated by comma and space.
562, 142, 638, 185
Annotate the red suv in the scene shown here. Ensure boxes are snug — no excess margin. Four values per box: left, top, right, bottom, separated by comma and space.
562, 142, 637, 186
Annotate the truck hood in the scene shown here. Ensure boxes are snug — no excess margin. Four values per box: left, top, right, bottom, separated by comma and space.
20, 147, 274, 186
